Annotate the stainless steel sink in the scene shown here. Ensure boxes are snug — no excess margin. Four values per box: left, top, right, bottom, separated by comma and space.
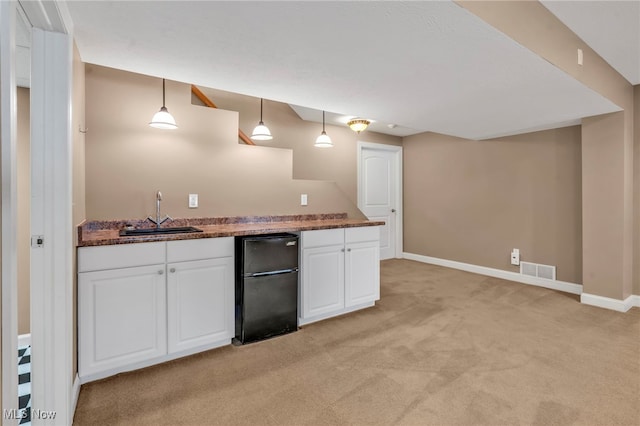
119, 226, 203, 237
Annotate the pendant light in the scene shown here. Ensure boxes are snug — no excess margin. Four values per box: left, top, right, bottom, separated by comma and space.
251, 98, 273, 140
314, 110, 333, 148
149, 78, 178, 130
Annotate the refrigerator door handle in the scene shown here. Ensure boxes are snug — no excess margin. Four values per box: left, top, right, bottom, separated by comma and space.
246, 268, 299, 278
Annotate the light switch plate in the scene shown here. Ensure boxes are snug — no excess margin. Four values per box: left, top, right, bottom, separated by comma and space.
301, 194, 308, 206
188, 194, 198, 208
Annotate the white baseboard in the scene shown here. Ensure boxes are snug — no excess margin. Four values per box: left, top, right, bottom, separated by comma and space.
70, 374, 81, 423
403, 252, 583, 295
581, 293, 639, 313
18, 333, 31, 348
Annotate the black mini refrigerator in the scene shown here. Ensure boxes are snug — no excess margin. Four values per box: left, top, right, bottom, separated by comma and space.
234, 233, 299, 344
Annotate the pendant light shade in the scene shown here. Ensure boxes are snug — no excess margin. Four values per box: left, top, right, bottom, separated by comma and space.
314, 111, 333, 148
150, 107, 177, 130
149, 79, 177, 129
251, 98, 273, 141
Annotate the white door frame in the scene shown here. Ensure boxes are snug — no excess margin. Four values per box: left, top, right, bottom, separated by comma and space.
357, 141, 403, 259
5, 1, 75, 425
1, 2, 19, 422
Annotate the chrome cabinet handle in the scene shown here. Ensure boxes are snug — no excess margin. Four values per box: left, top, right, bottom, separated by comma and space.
170, 268, 176, 273
341, 248, 345, 252
391, 209, 396, 213
347, 248, 352, 252
158, 270, 164, 275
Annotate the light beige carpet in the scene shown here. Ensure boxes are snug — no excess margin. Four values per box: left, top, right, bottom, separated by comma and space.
73, 259, 640, 425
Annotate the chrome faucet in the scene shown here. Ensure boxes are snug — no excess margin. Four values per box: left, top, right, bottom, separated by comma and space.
148, 190, 171, 227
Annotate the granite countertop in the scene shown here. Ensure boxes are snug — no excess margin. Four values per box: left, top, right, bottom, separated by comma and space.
77, 213, 384, 247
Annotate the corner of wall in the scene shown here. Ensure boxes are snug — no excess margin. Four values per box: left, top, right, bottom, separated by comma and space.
71, 40, 86, 381
634, 85, 640, 296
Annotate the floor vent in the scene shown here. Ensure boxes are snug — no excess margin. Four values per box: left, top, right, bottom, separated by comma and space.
520, 261, 556, 280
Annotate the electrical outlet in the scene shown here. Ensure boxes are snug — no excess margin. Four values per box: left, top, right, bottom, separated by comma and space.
301, 194, 308, 206
188, 194, 198, 208
510, 248, 520, 266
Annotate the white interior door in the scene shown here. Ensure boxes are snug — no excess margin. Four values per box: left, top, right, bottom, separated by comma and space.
358, 143, 402, 260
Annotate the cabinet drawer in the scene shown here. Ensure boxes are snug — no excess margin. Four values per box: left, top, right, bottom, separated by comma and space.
167, 237, 233, 263
78, 242, 166, 272
345, 226, 380, 243
302, 228, 344, 248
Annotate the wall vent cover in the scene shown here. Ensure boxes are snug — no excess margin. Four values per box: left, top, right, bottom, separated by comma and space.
520, 261, 556, 281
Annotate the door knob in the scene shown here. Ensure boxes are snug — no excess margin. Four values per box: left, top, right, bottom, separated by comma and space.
170, 268, 176, 273
158, 270, 164, 275
391, 209, 396, 213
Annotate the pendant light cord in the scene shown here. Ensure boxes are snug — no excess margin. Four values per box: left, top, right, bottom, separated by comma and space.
322, 111, 326, 132
162, 79, 166, 108
260, 98, 264, 122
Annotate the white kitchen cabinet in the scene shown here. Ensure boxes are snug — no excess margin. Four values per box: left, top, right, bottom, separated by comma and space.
167, 256, 234, 353
300, 226, 380, 325
302, 244, 345, 318
345, 241, 380, 307
78, 262, 167, 378
166, 237, 234, 353
78, 238, 234, 383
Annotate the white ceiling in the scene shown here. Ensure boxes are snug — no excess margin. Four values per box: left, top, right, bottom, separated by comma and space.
541, 0, 640, 86
63, 1, 627, 140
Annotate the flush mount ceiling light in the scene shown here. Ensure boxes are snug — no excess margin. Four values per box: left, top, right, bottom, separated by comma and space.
347, 118, 370, 133
251, 98, 273, 141
149, 78, 178, 130
315, 111, 333, 148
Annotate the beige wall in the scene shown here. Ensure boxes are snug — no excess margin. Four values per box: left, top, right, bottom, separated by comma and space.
193, 88, 401, 205
582, 112, 627, 298
17, 87, 29, 335
72, 43, 86, 379
403, 127, 582, 283
85, 65, 365, 221
459, 1, 634, 300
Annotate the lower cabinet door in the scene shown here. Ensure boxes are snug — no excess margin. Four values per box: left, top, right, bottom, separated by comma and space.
345, 241, 380, 307
301, 245, 345, 319
79, 264, 167, 378
167, 257, 234, 353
